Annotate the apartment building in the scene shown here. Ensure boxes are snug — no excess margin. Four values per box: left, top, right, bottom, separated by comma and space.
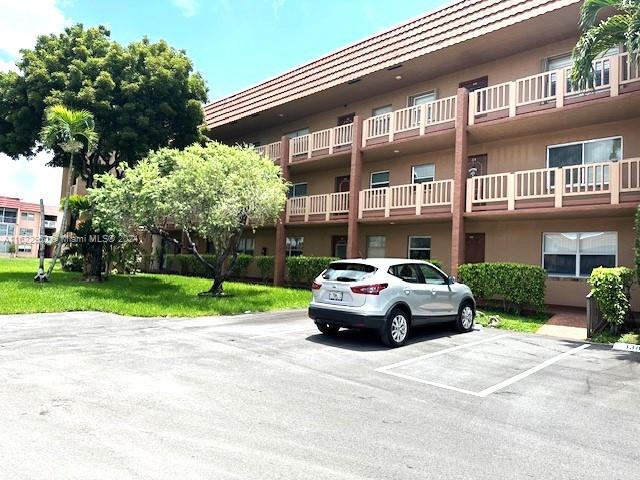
0, 196, 60, 258
203, 0, 640, 308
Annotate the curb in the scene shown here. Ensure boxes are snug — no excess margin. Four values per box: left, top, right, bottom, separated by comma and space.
612, 342, 640, 353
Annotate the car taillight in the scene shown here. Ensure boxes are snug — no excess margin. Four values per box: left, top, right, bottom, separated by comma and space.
311, 281, 321, 290
351, 283, 388, 295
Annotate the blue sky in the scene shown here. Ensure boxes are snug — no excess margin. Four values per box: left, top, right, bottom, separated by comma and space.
0, 0, 446, 205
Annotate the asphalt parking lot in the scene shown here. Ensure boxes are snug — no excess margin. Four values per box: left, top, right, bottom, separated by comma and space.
1, 309, 639, 479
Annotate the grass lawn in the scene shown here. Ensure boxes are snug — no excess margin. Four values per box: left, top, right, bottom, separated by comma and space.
475, 308, 549, 333
0, 257, 311, 317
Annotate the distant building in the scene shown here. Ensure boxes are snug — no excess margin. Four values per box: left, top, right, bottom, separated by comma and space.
0, 196, 61, 258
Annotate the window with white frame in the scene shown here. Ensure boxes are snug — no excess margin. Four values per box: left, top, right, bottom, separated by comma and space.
366, 236, 386, 257
0, 223, 15, 237
19, 228, 33, 237
542, 232, 617, 277
18, 244, 32, 253
285, 128, 310, 138
408, 236, 431, 260
370, 171, 390, 188
0, 241, 10, 253
286, 237, 304, 257
372, 105, 392, 116
0, 207, 17, 224
21, 212, 35, 221
238, 238, 254, 255
288, 183, 308, 198
547, 137, 622, 187
412, 163, 435, 184
408, 90, 436, 106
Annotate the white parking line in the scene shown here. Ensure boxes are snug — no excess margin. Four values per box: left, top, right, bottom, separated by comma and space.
376, 333, 590, 397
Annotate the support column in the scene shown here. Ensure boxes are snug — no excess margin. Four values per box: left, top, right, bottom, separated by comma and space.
451, 88, 469, 277
274, 136, 290, 286
347, 115, 363, 258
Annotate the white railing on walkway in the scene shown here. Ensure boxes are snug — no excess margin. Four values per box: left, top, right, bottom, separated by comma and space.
255, 141, 281, 161
359, 180, 453, 217
285, 192, 350, 222
288, 124, 354, 161
362, 96, 456, 146
466, 159, 640, 212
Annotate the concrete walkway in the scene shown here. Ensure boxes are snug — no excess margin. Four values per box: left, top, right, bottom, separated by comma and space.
537, 306, 587, 340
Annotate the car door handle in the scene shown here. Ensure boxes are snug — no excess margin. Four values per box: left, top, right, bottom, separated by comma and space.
403, 289, 411, 295
430, 289, 436, 295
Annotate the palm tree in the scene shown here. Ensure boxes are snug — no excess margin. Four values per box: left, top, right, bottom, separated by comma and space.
571, 0, 640, 90
39, 105, 98, 280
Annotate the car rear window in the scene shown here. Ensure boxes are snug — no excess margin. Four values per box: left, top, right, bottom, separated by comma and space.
322, 263, 376, 282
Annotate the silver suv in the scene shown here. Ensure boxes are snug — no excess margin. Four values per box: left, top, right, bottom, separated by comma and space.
308, 258, 475, 347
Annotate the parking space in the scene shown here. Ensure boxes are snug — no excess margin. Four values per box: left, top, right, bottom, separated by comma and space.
1, 310, 639, 479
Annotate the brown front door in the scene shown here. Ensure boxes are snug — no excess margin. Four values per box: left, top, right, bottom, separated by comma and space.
459, 76, 489, 92
465, 233, 485, 264
335, 175, 350, 192
467, 154, 488, 178
332, 236, 348, 259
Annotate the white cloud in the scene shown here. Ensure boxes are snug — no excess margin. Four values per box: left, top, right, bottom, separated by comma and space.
171, 0, 199, 17
0, 0, 69, 61
0, 152, 63, 207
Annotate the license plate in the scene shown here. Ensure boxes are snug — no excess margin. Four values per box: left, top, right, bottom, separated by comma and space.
329, 291, 343, 301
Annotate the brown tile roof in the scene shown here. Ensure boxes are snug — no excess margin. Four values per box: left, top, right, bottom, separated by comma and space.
204, 0, 581, 130
0, 196, 57, 213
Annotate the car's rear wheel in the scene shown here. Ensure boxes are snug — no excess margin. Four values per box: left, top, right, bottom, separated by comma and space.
381, 308, 410, 348
455, 301, 475, 333
316, 322, 340, 335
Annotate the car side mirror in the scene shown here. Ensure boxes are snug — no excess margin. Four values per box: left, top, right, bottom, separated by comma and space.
448, 275, 456, 285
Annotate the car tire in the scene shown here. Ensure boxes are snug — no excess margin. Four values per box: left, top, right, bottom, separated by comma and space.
381, 308, 410, 348
455, 301, 475, 333
316, 322, 340, 335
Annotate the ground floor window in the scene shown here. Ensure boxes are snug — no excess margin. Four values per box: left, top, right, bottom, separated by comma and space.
366, 236, 386, 257
286, 237, 304, 256
237, 238, 254, 255
543, 232, 617, 277
407, 236, 431, 260
0, 223, 15, 237
0, 241, 10, 253
18, 244, 32, 253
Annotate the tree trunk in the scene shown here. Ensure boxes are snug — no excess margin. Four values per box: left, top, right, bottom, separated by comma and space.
46, 160, 74, 279
33, 199, 48, 282
84, 239, 103, 282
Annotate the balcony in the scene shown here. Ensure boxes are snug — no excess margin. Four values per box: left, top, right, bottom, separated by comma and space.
255, 141, 282, 162
285, 192, 350, 223
359, 180, 453, 220
362, 96, 457, 147
288, 123, 354, 163
469, 52, 640, 125
466, 158, 640, 214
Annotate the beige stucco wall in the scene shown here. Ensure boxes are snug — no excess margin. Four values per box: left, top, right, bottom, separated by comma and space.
467, 215, 638, 309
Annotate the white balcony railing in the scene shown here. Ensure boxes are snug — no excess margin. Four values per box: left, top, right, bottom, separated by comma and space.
362, 96, 456, 146
255, 141, 282, 161
285, 192, 350, 222
359, 179, 453, 217
470, 51, 640, 124
466, 159, 640, 212
288, 124, 354, 161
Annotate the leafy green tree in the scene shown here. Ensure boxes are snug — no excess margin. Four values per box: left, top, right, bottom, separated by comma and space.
90, 142, 289, 295
0, 24, 207, 280
39, 106, 98, 280
571, 0, 640, 89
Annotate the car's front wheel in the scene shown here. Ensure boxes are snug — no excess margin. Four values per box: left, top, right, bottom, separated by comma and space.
316, 322, 340, 335
455, 301, 475, 333
381, 308, 410, 347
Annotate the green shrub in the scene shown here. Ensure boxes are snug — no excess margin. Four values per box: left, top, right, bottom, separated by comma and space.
230, 254, 253, 278
457, 262, 546, 313
588, 267, 634, 327
256, 256, 274, 282
428, 258, 443, 270
61, 253, 84, 272
286, 256, 337, 286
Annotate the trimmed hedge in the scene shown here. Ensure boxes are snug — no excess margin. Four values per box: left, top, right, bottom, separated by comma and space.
286, 256, 337, 286
589, 266, 634, 327
163, 253, 253, 278
457, 262, 546, 313
256, 256, 275, 282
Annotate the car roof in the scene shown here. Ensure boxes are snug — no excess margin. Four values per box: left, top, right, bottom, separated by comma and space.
330, 258, 435, 268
